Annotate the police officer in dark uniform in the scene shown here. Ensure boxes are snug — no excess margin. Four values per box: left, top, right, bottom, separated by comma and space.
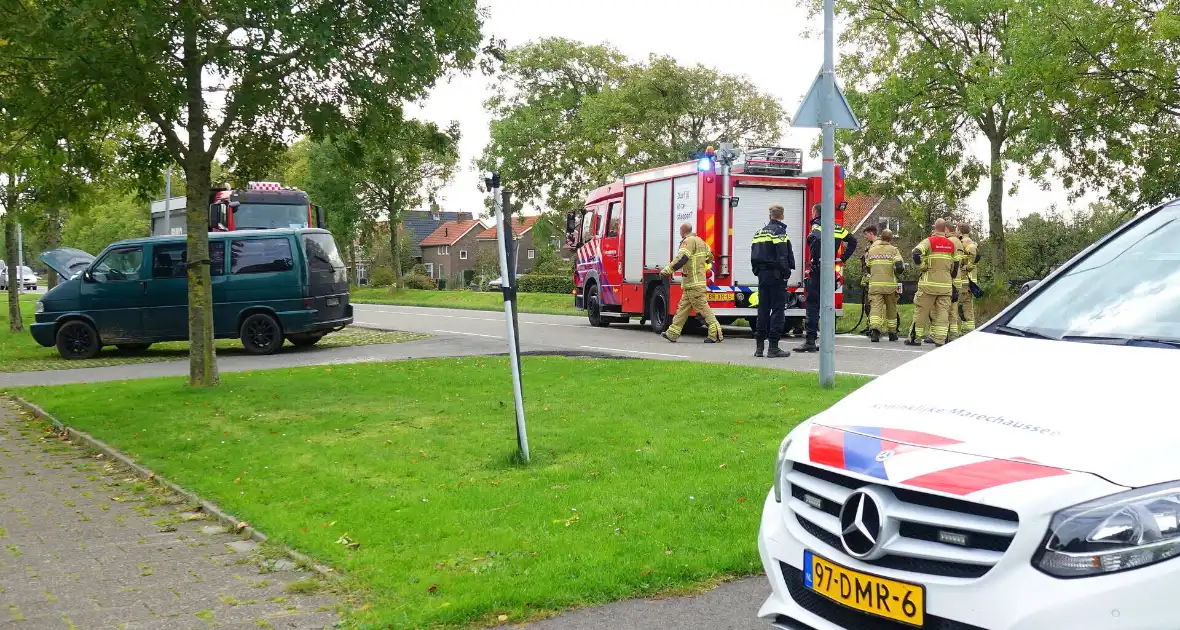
796, 205, 857, 353
751, 204, 796, 358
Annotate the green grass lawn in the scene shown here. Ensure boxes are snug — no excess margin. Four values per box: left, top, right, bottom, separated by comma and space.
11, 357, 868, 628
0, 296, 424, 373
351, 287, 580, 316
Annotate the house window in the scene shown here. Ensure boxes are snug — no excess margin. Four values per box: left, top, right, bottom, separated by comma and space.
424, 262, 434, 278
432, 212, 441, 221
527, 249, 535, 260
459, 249, 468, 260
878, 216, 902, 233
439, 245, 449, 255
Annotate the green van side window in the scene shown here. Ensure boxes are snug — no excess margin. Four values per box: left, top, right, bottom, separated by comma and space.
92, 247, 143, 283
152, 242, 226, 278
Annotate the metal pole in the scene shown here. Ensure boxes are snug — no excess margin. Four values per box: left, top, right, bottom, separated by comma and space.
819, 0, 837, 387
491, 176, 529, 462
15, 222, 22, 296
164, 166, 172, 236
502, 189, 522, 378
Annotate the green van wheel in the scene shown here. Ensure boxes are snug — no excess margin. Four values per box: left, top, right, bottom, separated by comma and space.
240, 313, 283, 355
56, 320, 101, 360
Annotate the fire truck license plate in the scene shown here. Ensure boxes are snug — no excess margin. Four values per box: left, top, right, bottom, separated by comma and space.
706, 292, 732, 302
804, 551, 925, 626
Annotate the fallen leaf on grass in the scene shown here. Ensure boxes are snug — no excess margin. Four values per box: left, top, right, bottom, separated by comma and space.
235, 521, 249, 532
336, 533, 360, 549
739, 497, 748, 503
428, 584, 439, 594
234, 477, 242, 484
498, 614, 509, 622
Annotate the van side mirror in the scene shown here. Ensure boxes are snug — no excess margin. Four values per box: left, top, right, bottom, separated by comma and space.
565, 212, 577, 234
208, 203, 228, 230
313, 205, 325, 229
82, 269, 94, 283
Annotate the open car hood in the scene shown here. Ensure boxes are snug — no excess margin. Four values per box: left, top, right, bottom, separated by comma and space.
40, 248, 94, 280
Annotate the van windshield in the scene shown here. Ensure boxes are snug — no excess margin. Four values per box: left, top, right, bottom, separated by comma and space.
1005, 201, 1180, 343
233, 203, 309, 230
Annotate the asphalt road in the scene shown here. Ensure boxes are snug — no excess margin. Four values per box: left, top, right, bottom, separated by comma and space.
0, 304, 932, 389
352, 303, 931, 377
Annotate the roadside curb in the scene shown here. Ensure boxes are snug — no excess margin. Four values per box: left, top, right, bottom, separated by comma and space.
5, 396, 337, 579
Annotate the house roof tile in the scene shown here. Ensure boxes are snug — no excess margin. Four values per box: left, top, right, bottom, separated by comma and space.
478, 215, 538, 240
420, 220, 484, 247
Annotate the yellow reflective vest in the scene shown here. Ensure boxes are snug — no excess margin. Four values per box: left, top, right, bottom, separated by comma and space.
663, 234, 713, 290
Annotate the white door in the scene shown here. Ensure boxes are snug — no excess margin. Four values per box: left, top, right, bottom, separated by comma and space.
730, 186, 806, 286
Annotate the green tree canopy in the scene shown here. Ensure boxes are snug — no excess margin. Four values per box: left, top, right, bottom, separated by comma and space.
828, 0, 1068, 277
479, 38, 786, 213
6, 0, 486, 384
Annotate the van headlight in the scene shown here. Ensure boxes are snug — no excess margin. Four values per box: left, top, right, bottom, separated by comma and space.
772, 436, 793, 503
35, 301, 44, 314
1034, 482, 1180, 577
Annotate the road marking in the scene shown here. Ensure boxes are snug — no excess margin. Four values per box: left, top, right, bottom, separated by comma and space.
837, 370, 882, 377
355, 305, 584, 328
434, 329, 503, 339
579, 345, 689, 359
833, 344, 924, 354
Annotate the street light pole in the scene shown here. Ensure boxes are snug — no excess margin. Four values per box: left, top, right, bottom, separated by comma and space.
818, 0, 837, 388
488, 173, 529, 463
164, 166, 172, 236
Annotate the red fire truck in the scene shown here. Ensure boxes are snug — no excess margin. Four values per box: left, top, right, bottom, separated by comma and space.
207, 181, 325, 232
567, 146, 847, 333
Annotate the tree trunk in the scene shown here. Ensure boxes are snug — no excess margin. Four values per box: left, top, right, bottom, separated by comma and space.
4, 211, 21, 332
182, 5, 217, 387
987, 136, 1007, 278
390, 213, 403, 290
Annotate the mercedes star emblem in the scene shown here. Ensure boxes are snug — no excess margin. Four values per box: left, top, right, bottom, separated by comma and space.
839, 490, 883, 559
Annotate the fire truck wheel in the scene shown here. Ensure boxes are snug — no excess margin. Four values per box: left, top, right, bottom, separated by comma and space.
586, 283, 610, 328
648, 286, 671, 334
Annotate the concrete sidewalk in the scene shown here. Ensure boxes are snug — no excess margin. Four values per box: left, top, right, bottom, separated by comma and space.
0, 402, 340, 629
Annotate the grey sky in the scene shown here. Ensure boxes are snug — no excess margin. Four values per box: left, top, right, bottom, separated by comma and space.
406, 0, 1096, 228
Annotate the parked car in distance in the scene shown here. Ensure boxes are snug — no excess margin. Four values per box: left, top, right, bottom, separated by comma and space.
0, 265, 39, 291
34, 228, 352, 360
1020, 264, 1060, 295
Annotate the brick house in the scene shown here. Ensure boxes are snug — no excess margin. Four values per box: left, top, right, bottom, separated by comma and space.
476, 215, 540, 276
401, 210, 475, 262
419, 219, 485, 287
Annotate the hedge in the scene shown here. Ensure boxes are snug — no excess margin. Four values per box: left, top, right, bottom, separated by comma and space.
401, 273, 437, 290
518, 274, 574, 294
369, 267, 396, 287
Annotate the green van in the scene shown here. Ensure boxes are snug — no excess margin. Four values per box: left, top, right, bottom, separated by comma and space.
33, 229, 353, 360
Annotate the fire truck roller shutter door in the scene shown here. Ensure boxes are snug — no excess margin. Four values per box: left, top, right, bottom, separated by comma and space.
624, 185, 645, 283
731, 186, 805, 286
644, 179, 674, 271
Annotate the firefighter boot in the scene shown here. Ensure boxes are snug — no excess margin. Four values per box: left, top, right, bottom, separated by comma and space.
767, 342, 790, 358
754, 340, 765, 358
794, 335, 819, 353
888, 332, 899, 342
869, 329, 881, 343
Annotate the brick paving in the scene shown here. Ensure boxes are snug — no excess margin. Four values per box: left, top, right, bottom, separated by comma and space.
0, 402, 341, 629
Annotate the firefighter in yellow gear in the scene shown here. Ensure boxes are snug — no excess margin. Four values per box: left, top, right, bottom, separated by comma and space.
946, 225, 966, 341
907, 218, 960, 347
662, 223, 723, 343
865, 229, 904, 343
957, 224, 980, 334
